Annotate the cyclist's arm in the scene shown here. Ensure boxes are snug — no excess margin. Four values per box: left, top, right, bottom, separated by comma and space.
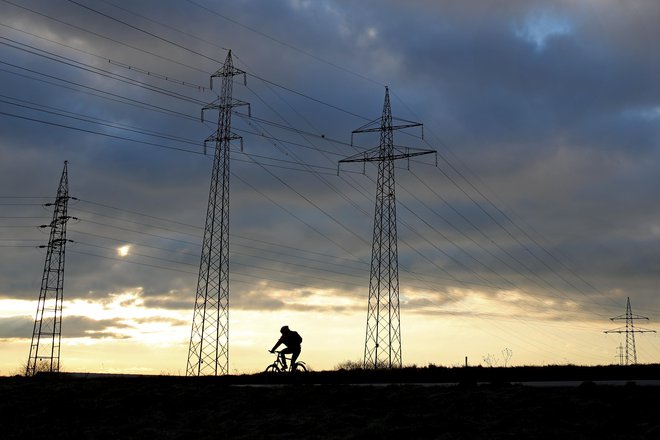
270, 337, 283, 352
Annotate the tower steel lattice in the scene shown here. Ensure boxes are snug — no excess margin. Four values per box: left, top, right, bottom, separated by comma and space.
605, 297, 655, 365
26, 161, 73, 376
339, 87, 435, 369
186, 50, 249, 376
616, 343, 624, 366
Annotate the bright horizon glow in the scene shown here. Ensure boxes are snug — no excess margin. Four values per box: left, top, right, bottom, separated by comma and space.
2, 287, 658, 376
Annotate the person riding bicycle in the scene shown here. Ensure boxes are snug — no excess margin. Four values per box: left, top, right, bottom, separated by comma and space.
269, 325, 302, 370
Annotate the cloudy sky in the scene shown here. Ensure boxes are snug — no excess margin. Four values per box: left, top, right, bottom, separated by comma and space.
1, 0, 660, 375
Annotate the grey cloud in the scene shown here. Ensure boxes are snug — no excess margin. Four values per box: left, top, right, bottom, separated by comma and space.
131, 316, 187, 326
0, 315, 134, 340
142, 297, 191, 311
0, 316, 33, 339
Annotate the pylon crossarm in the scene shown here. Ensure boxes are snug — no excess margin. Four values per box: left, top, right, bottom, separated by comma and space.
203, 132, 242, 144
610, 315, 650, 321
203, 133, 242, 155
393, 146, 436, 158
633, 327, 657, 333
202, 99, 250, 120
339, 147, 435, 166
606, 328, 656, 334
352, 121, 423, 135
339, 146, 382, 164
604, 327, 627, 333
210, 66, 245, 81
201, 102, 219, 121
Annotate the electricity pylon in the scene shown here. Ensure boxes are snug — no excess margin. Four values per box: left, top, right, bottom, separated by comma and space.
339, 87, 435, 369
186, 50, 249, 376
616, 343, 624, 366
26, 161, 73, 376
605, 297, 656, 365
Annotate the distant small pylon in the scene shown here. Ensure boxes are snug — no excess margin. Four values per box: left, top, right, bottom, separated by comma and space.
616, 343, 624, 366
26, 161, 74, 376
605, 297, 655, 365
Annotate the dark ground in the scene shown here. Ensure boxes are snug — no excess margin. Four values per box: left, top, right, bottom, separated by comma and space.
2, 366, 660, 439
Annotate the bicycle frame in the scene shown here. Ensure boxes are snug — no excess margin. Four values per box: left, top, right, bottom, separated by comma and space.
265, 350, 307, 373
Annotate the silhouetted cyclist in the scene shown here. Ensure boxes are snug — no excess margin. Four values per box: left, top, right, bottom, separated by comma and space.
269, 325, 302, 370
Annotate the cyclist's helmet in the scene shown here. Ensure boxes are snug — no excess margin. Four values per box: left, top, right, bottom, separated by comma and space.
280, 325, 289, 333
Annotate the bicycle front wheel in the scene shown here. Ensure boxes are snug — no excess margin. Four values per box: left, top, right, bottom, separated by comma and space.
265, 364, 280, 373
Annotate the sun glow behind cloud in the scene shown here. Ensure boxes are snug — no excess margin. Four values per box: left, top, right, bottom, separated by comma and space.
117, 245, 131, 257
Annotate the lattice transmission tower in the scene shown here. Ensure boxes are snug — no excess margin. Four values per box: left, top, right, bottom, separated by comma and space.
26, 161, 73, 376
605, 297, 655, 365
616, 343, 624, 366
187, 50, 249, 376
339, 87, 435, 369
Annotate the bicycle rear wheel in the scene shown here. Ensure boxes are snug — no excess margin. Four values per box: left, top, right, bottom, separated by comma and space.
265, 364, 280, 373
292, 362, 307, 372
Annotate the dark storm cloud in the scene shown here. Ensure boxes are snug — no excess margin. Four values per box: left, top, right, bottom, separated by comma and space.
1, 0, 660, 335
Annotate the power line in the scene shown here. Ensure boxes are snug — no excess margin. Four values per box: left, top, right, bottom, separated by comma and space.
0, 66, 200, 123
0, 37, 205, 105
59, 194, 616, 360
0, 19, 208, 91
5, 0, 372, 124
0, 96, 202, 149
75, 198, 364, 264
0, 109, 205, 155
71, 205, 367, 270
0, 104, 620, 320
0, 0, 210, 74
235, 62, 592, 315
98, 0, 230, 56
66, 202, 515, 292
392, 90, 620, 311
183, 0, 384, 87
0, 60, 199, 121
236, 64, 592, 312
1, 106, 344, 175
65, 0, 224, 65
236, 65, 602, 316
66, 210, 517, 295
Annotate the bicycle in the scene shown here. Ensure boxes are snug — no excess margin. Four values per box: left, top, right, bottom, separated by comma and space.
264, 350, 307, 373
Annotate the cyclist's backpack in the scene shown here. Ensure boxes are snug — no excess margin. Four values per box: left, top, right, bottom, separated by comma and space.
291, 331, 303, 345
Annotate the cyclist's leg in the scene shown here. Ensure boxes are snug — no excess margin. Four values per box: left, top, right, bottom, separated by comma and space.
280, 347, 294, 369
291, 346, 301, 366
